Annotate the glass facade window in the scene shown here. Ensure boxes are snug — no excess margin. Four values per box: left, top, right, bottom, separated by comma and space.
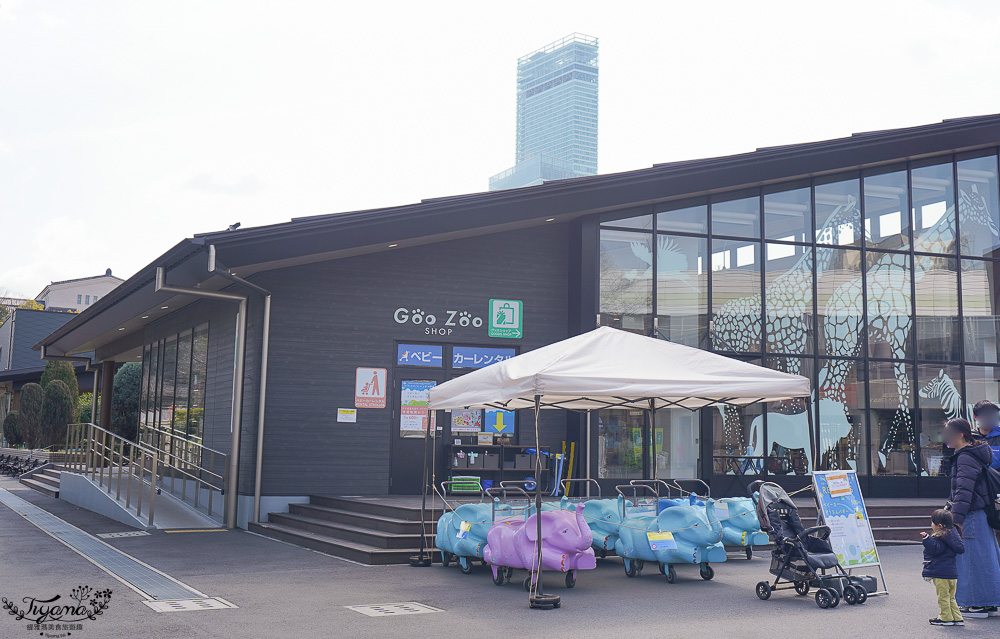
657, 203, 707, 235
711, 238, 761, 352
866, 250, 912, 360
917, 363, 962, 477
597, 409, 645, 479
869, 360, 916, 476
818, 358, 866, 473
602, 212, 652, 231
911, 162, 956, 255
654, 408, 699, 478
139, 323, 209, 447
962, 258, 1000, 363
656, 234, 707, 348
764, 243, 813, 355
594, 152, 998, 487
864, 170, 909, 250
958, 154, 1000, 258
599, 229, 652, 333
711, 194, 760, 239
815, 177, 862, 247
713, 401, 763, 475
764, 187, 811, 243
914, 256, 960, 361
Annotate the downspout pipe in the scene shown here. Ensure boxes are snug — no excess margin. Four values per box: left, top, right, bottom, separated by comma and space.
206, 245, 272, 525
155, 265, 248, 529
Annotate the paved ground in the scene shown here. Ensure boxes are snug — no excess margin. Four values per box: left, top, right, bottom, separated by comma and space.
1, 476, 998, 639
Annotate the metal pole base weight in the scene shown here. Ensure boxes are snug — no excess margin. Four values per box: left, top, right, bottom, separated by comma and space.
529, 593, 561, 609
409, 555, 433, 567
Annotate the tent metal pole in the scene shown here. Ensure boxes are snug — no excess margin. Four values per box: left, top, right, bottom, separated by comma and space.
586, 411, 591, 498
529, 394, 558, 608
649, 399, 656, 480
807, 395, 818, 470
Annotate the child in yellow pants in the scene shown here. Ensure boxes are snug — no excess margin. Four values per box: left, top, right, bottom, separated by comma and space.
922, 509, 965, 626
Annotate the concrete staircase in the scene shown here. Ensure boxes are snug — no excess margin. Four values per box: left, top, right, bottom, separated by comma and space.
19, 466, 62, 499
249, 496, 439, 565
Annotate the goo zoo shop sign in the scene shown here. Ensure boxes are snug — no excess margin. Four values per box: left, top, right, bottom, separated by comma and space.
393, 307, 483, 336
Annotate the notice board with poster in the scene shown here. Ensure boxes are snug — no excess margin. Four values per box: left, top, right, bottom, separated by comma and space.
400, 380, 436, 438
812, 470, 887, 593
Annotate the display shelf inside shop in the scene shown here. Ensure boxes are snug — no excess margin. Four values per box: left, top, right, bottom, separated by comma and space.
445, 443, 550, 478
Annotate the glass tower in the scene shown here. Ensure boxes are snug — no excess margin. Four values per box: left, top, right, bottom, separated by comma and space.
490, 34, 599, 191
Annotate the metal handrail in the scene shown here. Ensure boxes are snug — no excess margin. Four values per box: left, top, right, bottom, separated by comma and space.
64, 422, 228, 526
138, 423, 225, 457
136, 423, 227, 514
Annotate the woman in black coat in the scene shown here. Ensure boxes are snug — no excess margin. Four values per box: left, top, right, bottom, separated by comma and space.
944, 418, 1000, 619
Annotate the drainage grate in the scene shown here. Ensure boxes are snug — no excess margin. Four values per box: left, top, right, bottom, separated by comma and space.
346, 602, 442, 617
143, 598, 238, 613
0, 487, 205, 601
98, 531, 152, 539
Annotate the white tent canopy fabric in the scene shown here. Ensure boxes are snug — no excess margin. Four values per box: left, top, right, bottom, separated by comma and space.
427, 326, 811, 411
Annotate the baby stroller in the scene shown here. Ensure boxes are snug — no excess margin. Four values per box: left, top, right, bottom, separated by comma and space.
750, 481, 869, 609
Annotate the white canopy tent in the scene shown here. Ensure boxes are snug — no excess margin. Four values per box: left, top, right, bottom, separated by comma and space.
428, 326, 811, 411
426, 327, 811, 608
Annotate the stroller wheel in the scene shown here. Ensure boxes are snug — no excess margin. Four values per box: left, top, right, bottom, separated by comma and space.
745, 547, 753, 560
843, 585, 859, 605
855, 586, 868, 604
815, 588, 832, 609
624, 559, 638, 578
794, 581, 810, 596
827, 589, 840, 608
565, 572, 576, 588
700, 564, 715, 581
755, 581, 772, 600
665, 565, 676, 583
492, 569, 506, 586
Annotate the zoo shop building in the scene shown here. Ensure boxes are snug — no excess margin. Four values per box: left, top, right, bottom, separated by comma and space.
36, 115, 1000, 527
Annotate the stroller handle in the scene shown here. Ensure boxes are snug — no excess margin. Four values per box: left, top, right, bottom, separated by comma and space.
798, 525, 831, 541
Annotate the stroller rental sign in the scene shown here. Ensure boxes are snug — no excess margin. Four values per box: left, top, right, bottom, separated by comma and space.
812, 471, 880, 568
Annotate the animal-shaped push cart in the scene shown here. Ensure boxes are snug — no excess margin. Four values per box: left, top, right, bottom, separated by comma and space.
482, 486, 597, 592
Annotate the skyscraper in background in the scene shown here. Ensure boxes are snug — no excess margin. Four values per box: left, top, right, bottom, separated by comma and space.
489, 33, 599, 191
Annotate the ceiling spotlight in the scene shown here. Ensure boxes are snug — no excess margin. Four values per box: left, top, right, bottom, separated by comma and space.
388, 243, 398, 248
141, 315, 149, 319
545, 218, 555, 222
161, 306, 169, 310
118, 327, 126, 331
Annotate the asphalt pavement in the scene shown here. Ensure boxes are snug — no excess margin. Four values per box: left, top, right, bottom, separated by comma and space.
1, 476, 998, 639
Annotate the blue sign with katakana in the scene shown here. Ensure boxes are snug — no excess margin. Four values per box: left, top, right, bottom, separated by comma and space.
452, 346, 515, 369
397, 344, 443, 367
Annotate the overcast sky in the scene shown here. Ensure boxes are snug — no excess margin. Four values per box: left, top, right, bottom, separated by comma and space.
3, 0, 1000, 297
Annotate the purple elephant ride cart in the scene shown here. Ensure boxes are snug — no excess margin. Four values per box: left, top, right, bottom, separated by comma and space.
483, 486, 597, 591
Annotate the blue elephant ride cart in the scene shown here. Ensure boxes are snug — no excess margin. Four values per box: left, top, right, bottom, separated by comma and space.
614, 482, 727, 583
435, 481, 525, 574
667, 479, 768, 560
553, 479, 626, 559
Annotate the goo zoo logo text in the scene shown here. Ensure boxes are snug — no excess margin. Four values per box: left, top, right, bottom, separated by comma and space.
393, 308, 483, 335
